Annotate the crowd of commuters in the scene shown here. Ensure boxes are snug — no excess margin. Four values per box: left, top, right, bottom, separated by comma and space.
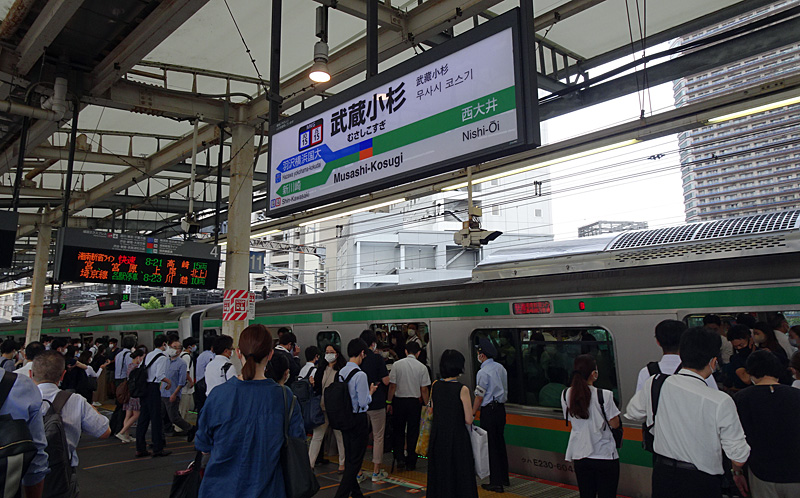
3, 311, 799, 498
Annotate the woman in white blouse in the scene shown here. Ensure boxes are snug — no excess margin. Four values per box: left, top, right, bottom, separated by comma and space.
561, 354, 621, 498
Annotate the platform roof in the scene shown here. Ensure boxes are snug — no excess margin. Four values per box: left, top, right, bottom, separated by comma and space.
0, 0, 797, 283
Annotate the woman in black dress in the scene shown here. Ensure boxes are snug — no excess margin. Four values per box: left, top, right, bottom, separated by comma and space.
427, 349, 478, 498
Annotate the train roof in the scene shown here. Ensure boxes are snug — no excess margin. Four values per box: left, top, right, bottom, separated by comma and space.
475, 210, 800, 281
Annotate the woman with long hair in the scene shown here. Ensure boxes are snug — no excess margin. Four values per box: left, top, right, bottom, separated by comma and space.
753, 322, 791, 384
195, 324, 304, 497
426, 350, 477, 498
308, 343, 347, 472
116, 350, 144, 443
561, 354, 621, 498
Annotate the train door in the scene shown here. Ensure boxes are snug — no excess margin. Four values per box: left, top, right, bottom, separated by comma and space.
370, 321, 431, 371
316, 330, 341, 351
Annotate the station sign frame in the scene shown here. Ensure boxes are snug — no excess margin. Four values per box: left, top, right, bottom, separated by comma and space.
266, 8, 540, 217
54, 228, 221, 290
0, 211, 19, 268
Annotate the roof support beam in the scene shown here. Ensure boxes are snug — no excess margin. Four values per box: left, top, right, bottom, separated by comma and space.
15, 0, 85, 75
29, 145, 147, 168
539, 14, 800, 120
85, 79, 229, 123
89, 0, 213, 95
312, 0, 407, 31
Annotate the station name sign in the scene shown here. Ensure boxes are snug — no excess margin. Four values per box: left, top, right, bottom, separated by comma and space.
267, 9, 538, 216
54, 228, 220, 290
0, 211, 19, 268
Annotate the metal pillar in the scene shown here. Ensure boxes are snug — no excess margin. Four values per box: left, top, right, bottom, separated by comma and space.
367, 0, 378, 79
214, 125, 225, 245
25, 224, 51, 344
62, 101, 79, 227
222, 124, 255, 346
268, 0, 282, 128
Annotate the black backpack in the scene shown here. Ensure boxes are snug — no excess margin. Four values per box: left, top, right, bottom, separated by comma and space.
128, 353, 164, 398
42, 391, 75, 498
291, 370, 324, 433
0, 373, 38, 498
324, 369, 361, 431
641, 361, 682, 453
0, 357, 14, 371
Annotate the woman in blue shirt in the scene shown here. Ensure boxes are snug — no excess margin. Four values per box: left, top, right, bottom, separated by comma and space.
195, 324, 304, 497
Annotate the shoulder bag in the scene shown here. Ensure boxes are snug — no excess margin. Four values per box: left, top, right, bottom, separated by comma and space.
597, 388, 623, 449
281, 387, 320, 498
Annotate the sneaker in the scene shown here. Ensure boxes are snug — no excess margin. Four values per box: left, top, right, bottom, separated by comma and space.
123, 434, 134, 443
356, 473, 368, 484
92, 401, 102, 407
115, 433, 129, 443
372, 471, 389, 483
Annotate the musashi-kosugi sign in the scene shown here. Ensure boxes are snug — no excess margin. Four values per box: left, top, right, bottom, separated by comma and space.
267, 9, 538, 216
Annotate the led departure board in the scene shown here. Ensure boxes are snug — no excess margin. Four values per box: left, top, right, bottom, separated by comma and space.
0, 211, 19, 268
54, 228, 220, 290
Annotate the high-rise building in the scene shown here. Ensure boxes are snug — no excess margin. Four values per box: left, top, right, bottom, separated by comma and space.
674, 0, 800, 222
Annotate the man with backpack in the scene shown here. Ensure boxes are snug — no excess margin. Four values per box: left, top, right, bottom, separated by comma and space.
178, 337, 197, 422
626, 327, 750, 498
636, 320, 717, 392
0, 368, 49, 498
1, 339, 19, 371
327, 339, 378, 498
31, 351, 110, 497
135, 335, 172, 458
204, 335, 235, 396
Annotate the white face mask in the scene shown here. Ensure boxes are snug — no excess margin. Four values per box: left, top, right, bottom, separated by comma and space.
165, 347, 177, 357
325, 353, 336, 364
191, 345, 198, 353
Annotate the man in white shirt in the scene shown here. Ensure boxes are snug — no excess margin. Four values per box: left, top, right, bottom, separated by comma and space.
703, 314, 733, 366
135, 335, 172, 458
770, 313, 796, 359
14, 341, 45, 378
178, 337, 197, 422
626, 327, 750, 498
193, 337, 216, 414
204, 334, 235, 396
31, 351, 110, 496
636, 320, 717, 392
299, 346, 320, 380
387, 341, 430, 471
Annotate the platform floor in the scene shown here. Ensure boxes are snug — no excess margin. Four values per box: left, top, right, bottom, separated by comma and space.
75, 406, 581, 497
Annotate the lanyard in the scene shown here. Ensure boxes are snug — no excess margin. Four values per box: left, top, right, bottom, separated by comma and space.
677, 373, 708, 386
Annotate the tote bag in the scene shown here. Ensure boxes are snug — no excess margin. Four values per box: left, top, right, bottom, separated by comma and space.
469, 425, 490, 479
415, 381, 436, 456
281, 387, 320, 498
169, 451, 203, 498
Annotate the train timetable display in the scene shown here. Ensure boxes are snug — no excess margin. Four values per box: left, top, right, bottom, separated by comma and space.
54, 228, 220, 289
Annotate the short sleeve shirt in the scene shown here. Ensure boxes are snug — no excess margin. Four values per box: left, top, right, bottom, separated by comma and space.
161, 357, 188, 398
476, 358, 508, 405
39, 383, 109, 467
361, 351, 389, 410
561, 386, 620, 461
389, 355, 430, 398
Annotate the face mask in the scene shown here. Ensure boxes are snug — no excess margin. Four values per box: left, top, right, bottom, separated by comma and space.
753, 335, 766, 345
380, 351, 389, 359
165, 347, 176, 357
191, 345, 198, 353
60, 349, 66, 356
325, 353, 336, 363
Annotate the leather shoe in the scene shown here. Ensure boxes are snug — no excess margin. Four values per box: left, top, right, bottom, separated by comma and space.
187, 426, 197, 443
152, 450, 173, 457
135, 451, 151, 458
481, 484, 504, 493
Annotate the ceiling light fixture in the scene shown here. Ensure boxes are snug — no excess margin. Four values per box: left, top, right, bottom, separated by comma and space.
309, 42, 331, 83
298, 198, 406, 226
441, 139, 641, 191
707, 95, 800, 124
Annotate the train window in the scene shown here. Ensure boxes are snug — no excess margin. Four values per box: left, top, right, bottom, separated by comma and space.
470, 328, 618, 409
317, 331, 341, 351
370, 322, 430, 366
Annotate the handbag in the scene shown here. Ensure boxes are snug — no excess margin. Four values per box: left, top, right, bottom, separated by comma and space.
415, 381, 436, 456
598, 388, 623, 449
116, 380, 131, 405
469, 424, 490, 479
281, 387, 320, 498
169, 451, 204, 498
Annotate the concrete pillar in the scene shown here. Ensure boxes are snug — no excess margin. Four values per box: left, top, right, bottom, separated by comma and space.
25, 224, 51, 344
222, 124, 255, 347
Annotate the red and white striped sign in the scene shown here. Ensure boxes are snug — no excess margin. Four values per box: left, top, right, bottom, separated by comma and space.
223, 289, 252, 321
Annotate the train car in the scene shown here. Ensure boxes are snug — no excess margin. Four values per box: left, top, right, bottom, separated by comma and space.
199, 210, 800, 497
3, 210, 798, 496
0, 305, 210, 351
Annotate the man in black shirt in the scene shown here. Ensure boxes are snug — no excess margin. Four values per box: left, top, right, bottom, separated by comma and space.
726, 325, 755, 391
359, 330, 390, 482
274, 332, 301, 386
